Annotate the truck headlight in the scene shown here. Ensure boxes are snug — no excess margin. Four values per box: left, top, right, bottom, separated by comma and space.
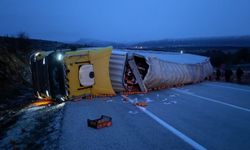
57, 53, 63, 61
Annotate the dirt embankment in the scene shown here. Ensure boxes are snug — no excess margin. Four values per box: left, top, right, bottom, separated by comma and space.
0, 37, 32, 106
0, 36, 86, 109
0, 36, 86, 135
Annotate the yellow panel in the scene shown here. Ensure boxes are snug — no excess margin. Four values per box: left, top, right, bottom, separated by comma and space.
63, 47, 115, 99
64, 51, 91, 98
89, 47, 115, 95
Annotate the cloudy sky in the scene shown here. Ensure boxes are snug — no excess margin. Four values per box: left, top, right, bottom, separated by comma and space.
0, 0, 250, 42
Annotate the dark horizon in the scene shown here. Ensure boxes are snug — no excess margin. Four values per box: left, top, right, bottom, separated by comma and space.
2, 33, 250, 45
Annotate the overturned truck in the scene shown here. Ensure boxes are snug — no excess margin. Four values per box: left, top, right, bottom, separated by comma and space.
30, 47, 213, 101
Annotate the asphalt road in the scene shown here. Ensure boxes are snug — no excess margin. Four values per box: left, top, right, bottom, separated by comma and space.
59, 81, 250, 150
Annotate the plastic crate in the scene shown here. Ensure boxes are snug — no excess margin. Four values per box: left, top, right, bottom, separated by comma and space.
87, 115, 112, 129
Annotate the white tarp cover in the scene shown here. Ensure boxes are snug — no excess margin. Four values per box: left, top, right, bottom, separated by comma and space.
135, 51, 213, 89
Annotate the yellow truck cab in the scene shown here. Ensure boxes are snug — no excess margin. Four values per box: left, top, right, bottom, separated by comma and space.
30, 47, 115, 101
63, 47, 115, 99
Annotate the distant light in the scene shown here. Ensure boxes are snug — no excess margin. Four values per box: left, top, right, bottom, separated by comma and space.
43, 58, 46, 65
57, 53, 63, 61
180, 50, 183, 54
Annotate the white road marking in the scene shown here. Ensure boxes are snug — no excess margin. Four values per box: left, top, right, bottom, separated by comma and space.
173, 88, 250, 112
139, 107, 206, 150
202, 83, 250, 93
121, 95, 207, 150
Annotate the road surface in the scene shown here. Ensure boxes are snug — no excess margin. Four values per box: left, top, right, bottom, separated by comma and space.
59, 81, 250, 150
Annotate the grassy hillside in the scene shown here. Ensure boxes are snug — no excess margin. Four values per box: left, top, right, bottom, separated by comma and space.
0, 35, 86, 103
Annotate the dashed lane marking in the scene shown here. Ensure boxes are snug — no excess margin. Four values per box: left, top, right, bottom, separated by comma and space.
172, 88, 250, 112
202, 83, 250, 93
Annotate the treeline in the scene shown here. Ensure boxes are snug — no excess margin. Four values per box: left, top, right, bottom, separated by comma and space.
196, 48, 250, 68
0, 33, 87, 52
0, 33, 31, 55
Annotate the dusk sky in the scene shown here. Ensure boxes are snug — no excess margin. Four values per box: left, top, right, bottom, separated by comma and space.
0, 0, 250, 42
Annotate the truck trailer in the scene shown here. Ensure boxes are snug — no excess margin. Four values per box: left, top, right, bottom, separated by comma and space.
30, 47, 213, 101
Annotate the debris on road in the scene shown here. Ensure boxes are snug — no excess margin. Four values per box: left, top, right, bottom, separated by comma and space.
135, 102, 148, 107
169, 93, 180, 98
163, 102, 171, 105
106, 99, 113, 103
169, 94, 176, 98
122, 94, 149, 107
171, 100, 177, 104
144, 97, 154, 103
132, 98, 138, 103
128, 110, 139, 114
163, 100, 177, 105
162, 98, 168, 102
87, 115, 112, 129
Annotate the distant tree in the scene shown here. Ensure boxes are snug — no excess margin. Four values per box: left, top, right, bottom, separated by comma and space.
3, 34, 10, 38
17, 32, 29, 39
209, 50, 227, 67
70, 45, 77, 51
17, 32, 31, 52
235, 48, 250, 64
